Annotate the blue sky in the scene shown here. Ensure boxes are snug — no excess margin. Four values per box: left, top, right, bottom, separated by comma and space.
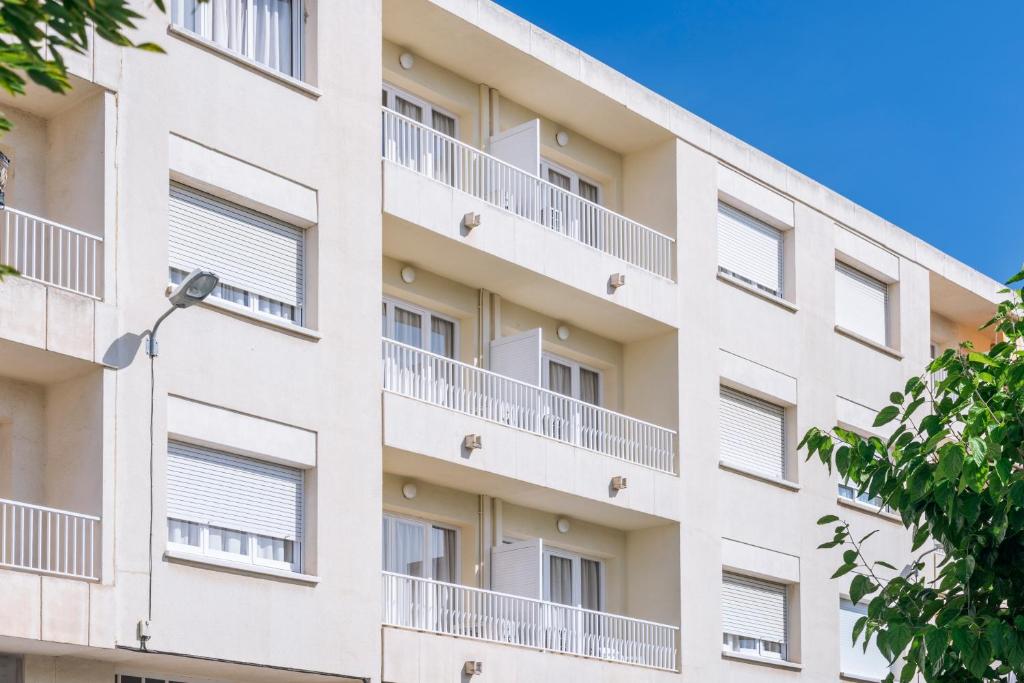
497, 0, 1024, 282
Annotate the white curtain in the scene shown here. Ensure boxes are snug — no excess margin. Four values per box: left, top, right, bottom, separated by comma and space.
430, 317, 455, 358
211, 0, 247, 53
210, 526, 247, 555
254, 0, 294, 74
383, 517, 425, 577
393, 307, 422, 348
548, 555, 574, 605
430, 526, 457, 582
547, 360, 572, 397
579, 368, 600, 406
395, 96, 424, 122
581, 558, 601, 610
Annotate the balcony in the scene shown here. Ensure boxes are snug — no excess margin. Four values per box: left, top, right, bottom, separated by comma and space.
0, 498, 99, 580
382, 571, 678, 671
382, 107, 675, 281
382, 338, 676, 474
1, 207, 104, 300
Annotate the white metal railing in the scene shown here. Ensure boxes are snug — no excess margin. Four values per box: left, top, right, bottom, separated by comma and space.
0, 207, 104, 299
382, 572, 678, 671
382, 107, 675, 280
383, 338, 676, 473
0, 498, 100, 580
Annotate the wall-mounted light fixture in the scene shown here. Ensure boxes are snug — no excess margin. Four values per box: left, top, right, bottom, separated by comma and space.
399, 52, 415, 70
608, 273, 626, 290
145, 268, 220, 357
556, 517, 570, 534
464, 434, 483, 450
555, 131, 570, 147
463, 661, 483, 676
611, 475, 628, 491
556, 324, 570, 341
463, 212, 481, 230
401, 265, 417, 284
402, 482, 418, 500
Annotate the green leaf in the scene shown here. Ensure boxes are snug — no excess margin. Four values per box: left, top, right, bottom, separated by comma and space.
817, 515, 840, 525
889, 391, 904, 404
873, 405, 900, 427
850, 574, 877, 605
832, 563, 857, 579
968, 351, 997, 367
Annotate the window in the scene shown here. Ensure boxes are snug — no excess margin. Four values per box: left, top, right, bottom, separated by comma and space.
543, 547, 603, 611
169, 0, 305, 79
382, 297, 458, 359
840, 599, 890, 679
835, 262, 889, 346
168, 183, 306, 326
717, 203, 784, 297
719, 387, 787, 481
382, 84, 458, 137
722, 572, 788, 661
381, 514, 458, 582
838, 481, 885, 508
540, 159, 603, 206
542, 353, 601, 406
166, 441, 304, 572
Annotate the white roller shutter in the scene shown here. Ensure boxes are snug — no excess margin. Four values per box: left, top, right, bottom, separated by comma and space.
718, 203, 784, 296
167, 441, 304, 541
168, 182, 305, 308
722, 573, 788, 646
836, 262, 888, 346
840, 599, 890, 679
720, 387, 786, 479
490, 328, 543, 386
491, 538, 543, 598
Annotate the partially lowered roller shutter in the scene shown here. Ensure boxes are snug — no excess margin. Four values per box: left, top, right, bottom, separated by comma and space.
835, 262, 889, 346
719, 387, 786, 479
722, 572, 788, 646
168, 182, 305, 312
167, 441, 304, 542
717, 203, 784, 296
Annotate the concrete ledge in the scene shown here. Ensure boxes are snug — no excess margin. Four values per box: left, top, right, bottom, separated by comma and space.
717, 271, 798, 312
841, 672, 887, 683
722, 651, 803, 671
834, 325, 903, 359
837, 496, 903, 524
163, 550, 320, 585
719, 460, 801, 491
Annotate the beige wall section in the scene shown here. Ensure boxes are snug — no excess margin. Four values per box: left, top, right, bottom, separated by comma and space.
0, 376, 45, 504
0, 106, 48, 216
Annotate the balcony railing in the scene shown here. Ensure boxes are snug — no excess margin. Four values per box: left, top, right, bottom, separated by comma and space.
382, 107, 675, 280
0, 207, 104, 299
383, 338, 677, 473
0, 498, 99, 580
382, 571, 678, 671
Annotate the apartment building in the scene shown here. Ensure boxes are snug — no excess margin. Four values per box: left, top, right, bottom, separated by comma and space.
0, 1, 1000, 682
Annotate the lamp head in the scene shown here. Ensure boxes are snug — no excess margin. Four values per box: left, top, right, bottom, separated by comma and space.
169, 268, 219, 308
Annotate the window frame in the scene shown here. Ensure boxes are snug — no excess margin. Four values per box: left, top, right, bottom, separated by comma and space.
169, 0, 306, 80
167, 517, 301, 573
381, 512, 461, 583
541, 352, 603, 406
541, 546, 605, 612
382, 82, 460, 139
721, 572, 789, 661
170, 267, 303, 327
835, 260, 891, 347
539, 158, 603, 207
717, 202, 786, 299
718, 386, 789, 481
382, 296, 460, 360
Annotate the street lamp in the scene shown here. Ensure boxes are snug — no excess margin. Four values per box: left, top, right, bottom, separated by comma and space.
145, 268, 219, 357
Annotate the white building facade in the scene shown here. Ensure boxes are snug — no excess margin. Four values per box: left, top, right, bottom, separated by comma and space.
0, 1, 1000, 682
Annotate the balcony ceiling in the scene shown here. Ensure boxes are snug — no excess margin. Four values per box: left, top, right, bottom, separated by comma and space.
930, 271, 1001, 330
0, 75, 101, 120
383, 0, 675, 155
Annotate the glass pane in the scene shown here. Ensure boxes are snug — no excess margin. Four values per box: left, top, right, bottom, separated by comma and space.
383, 517, 425, 577
209, 526, 248, 555
581, 558, 601, 610
257, 536, 294, 563
430, 526, 457, 582
547, 168, 572, 191
547, 555, 574, 605
252, 0, 294, 75
579, 368, 600, 406
578, 179, 600, 204
171, 0, 199, 31
430, 317, 455, 358
395, 97, 424, 122
167, 519, 200, 547
209, 0, 247, 53
431, 111, 456, 137
393, 307, 423, 348
547, 361, 572, 396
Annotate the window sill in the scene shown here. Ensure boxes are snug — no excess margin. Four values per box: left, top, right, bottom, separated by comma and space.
834, 326, 903, 359
841, 673, 887, 683
164, 549, 320, 585
719, 460, 801, 491
168, 25, 322, 99
170, 288, 321, 341
837, 496, 903, 524
717, 272, 798, 312
722, 652, 802, 671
